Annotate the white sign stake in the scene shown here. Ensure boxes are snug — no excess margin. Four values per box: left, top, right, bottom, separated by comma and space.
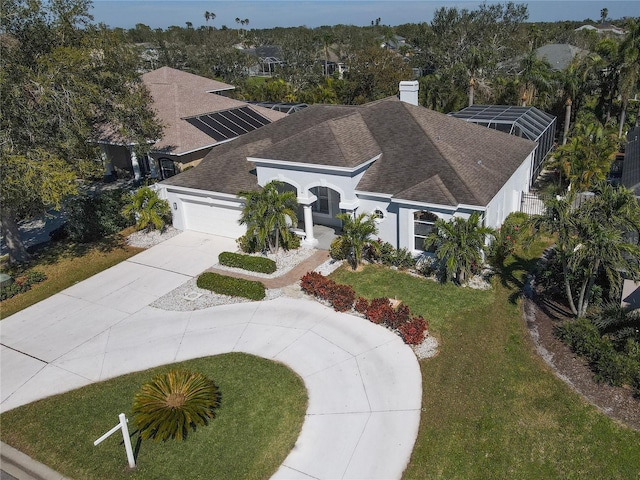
94, 413, 136, 469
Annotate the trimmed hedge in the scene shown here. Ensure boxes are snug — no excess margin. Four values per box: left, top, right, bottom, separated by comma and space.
197, 272, 266, 301
219, 252, 277, 274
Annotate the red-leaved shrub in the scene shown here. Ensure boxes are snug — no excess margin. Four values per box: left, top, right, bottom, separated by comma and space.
399, 316, 429, 345
354, 297, 369, 314
328, 284, 356, 312
300, 272, 355, 312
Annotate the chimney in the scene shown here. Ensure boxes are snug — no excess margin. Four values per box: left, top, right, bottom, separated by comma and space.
399, 80, 419, 106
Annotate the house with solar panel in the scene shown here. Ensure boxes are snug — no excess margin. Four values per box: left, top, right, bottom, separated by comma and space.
156, 81, 540, 252
97, 67, 286, 181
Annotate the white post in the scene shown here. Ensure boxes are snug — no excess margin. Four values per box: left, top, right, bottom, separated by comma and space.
129, 147, 142, 181
100, 145, 114, 177
302, 204, 317, 247
119, 413, 136, 469
94, 413, 136, 469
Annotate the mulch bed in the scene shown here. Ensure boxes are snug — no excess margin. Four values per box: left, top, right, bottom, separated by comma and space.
523, 290, 640, 431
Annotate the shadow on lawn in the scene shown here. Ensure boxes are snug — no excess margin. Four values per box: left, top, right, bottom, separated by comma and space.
28, 234, 130, 267
492, 253, 541, 305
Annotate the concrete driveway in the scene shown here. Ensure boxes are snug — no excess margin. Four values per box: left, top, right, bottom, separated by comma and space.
0, 231, 421, 479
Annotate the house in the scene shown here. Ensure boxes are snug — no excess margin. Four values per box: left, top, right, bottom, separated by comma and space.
157, 81, 537, 252
534, 44, 589, 71
575, 23, 626, 36
241, 45, 285, 77
98, 67, 286, 181
449, 105, 556, 186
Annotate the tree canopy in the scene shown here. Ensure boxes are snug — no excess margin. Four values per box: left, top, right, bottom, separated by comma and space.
0, 0, 162, 263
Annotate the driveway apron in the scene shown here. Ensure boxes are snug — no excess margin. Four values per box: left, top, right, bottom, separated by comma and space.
0, 231, 421, 479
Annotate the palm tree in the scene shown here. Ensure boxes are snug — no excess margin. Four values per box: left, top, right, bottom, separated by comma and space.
528, 192, 579, 315
517, 51, 553, 107
238, 181, 298, 253
616, 19, 640, 138
336, 212, 378, 270
204, 11, 215, 30
425, 212, 494, 284
553, 122, 618, 191
122, 186, 171, 232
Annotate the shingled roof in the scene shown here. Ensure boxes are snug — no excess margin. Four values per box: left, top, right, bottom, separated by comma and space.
162, 97, 536, 208
142, 67, 286, 155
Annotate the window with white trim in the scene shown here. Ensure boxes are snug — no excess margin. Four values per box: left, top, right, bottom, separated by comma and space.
414, 211, 438, 252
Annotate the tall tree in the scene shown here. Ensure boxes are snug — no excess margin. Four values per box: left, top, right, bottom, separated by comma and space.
0, 0, 162, 263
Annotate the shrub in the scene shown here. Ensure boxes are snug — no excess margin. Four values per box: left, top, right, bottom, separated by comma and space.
218, 252, 277, 274
329, 236, 351, 261
364, 298, 394, 325
354, 296, 369, 314
122, 186, 171, 232
65, 189, 131, 243
0, 270, 47, 301
415, 255, 438, 277
300, 272, 355, 312
237, 234, 260, 254
399, 316, 429, 345
197, 272, 265, 300
132, 369, 221, 442
281, 232, 301, 251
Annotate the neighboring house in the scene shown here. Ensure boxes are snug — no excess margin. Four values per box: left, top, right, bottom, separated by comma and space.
575, 23, 626, 36
535, 44, 589, 71
157, 81, 537, 253
449, 105, 556, 186
242, 45, 285, 77
98, 67, 286, 181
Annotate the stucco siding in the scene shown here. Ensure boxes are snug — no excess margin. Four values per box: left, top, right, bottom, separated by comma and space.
485, 152, 532, 228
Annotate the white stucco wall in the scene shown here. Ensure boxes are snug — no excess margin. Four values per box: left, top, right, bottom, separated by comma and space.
484, 151, 533, 228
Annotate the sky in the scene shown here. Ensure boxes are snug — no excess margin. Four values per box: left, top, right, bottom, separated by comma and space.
91, 0, 639, 30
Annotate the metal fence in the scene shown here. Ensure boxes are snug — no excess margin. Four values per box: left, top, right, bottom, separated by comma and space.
520, 192, 547, 216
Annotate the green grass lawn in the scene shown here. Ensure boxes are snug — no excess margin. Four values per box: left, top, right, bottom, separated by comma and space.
0, 353, 307, 480
330, 256, 640, 479
1, 234, 143, 319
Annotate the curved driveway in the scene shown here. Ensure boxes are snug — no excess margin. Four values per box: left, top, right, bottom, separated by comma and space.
0, 231, 422, 479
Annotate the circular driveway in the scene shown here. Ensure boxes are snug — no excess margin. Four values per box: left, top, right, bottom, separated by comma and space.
0, 232, 422, 479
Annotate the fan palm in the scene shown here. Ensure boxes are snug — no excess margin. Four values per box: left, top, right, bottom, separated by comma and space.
132, 369, 221, 442
336, 212, 378, 270
425, 212, 494, 284
122, 186, 171, 232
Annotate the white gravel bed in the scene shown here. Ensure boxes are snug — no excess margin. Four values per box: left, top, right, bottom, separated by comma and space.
150, 277, 283, 311
313, 258, 344, 275
213, 247, 316, 278
412, 335, 439, 359
126, 226, 181, 248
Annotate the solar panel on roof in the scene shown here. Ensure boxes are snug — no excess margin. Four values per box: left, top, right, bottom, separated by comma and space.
184, 106, 271, 142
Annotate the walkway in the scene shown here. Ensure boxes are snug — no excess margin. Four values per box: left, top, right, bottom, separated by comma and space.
0, 231, 421, 479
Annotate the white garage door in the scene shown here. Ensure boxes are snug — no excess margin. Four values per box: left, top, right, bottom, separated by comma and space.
182, 200, 245, 238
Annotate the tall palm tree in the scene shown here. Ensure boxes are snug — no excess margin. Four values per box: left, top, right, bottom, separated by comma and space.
336, 212, 378, 270
517, 51, 553, 107
616, 19, 640, 138
425, 212, 494, 284
238, 181, 298, 253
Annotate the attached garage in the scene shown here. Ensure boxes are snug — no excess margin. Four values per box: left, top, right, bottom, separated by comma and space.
161, 186, 246, 239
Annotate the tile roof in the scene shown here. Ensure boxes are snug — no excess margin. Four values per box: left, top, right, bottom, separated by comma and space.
162, 97, 536, 208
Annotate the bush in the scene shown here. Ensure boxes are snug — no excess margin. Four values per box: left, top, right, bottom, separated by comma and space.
218, 252, 277, 274
197, 272, 265, 300
65, 189, 131, 243
237, 234, 260, 254
330, 236, 351, 261
281, 232, 301, 251
489, 211, 529, 266
354, 296, 369, 314
0, 270, 47, 301
132, 369, 221, 442
299, 272, 354, 312
122, 186, 171, 232
363, 239, 416, 269
399, 316, 429, 345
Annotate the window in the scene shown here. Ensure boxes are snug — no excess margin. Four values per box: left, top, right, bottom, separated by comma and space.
311, 187, 329, 214
414, 211, 438, 252
159, 158, 177, 179
373, 208, 385, 222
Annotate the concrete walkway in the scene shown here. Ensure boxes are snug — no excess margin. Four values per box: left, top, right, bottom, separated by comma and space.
0, 231, 421, 479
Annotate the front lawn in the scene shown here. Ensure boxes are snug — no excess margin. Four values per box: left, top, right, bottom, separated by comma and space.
330, 258, 640, 479
0, 234, 143, 319
0, 353, 307, 480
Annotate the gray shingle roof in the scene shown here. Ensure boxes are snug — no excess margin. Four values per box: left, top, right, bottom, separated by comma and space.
162, 97, 536, 208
